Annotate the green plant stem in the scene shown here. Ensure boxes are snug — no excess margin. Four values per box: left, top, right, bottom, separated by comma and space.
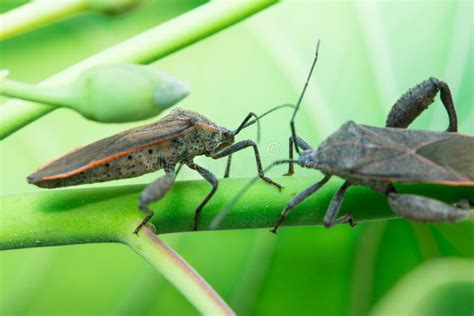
1, 176, 472, 314
0, 79, 72, 108
126, 227, 235, 316
2, 176, 472, 250
0, 0, 88, 41
0, 0, 278, 139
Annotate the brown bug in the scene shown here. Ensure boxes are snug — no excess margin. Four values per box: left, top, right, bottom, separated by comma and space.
27, 107, 285, 233
216, 41, 473, 232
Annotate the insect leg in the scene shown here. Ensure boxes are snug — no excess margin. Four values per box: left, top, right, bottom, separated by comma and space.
285, 136, 313, 176
211, 140, 282, 190
285, 138, 295, 176
323, 181, 354, 228
388, 193, 470, 223
386, 77, 457, 132
223, 154, 232, 178
272, 175, 331, 234
186, 162, 218, 231
135, 165, 176, 234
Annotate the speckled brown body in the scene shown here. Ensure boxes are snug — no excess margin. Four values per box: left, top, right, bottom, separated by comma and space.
27, 106, 280, 233
27, 108, 226, 188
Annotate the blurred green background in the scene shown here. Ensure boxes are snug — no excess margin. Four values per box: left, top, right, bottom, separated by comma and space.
1, 1, 473, 315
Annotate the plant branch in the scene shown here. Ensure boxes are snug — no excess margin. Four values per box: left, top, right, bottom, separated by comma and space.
2, 176, 472, 251
0, 0, 279, 139
1, 175, 472, 313
0, 0, 88, 41
126, 226, 235, 315
0, 0, 144, 41
0, 78, 72, 108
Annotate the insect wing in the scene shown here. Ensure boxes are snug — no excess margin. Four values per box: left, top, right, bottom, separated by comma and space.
29, 118, 193, 181
350, 125, 474, 184
416, 135, 474, 181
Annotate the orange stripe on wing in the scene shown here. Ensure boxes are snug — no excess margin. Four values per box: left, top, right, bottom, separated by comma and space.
424, 179, 474, 186
34, 145, 84, 172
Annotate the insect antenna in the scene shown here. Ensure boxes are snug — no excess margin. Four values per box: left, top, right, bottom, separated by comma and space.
209, 159, 298, 229
236, 104, 297, 142
242, 104, 296, 128
291, 39, 321, 154
234, 112, 261, 142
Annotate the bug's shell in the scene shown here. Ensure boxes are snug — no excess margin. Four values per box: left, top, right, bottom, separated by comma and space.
27, 108, 223, 188
312, 121, 474, 186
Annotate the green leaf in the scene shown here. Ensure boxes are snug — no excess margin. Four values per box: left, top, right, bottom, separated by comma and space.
370, 258, 474, 316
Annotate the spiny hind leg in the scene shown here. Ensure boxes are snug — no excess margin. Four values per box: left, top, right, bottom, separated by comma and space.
135, 165, 176, 234
388, 193, 470, 223
386, 77, 457, 132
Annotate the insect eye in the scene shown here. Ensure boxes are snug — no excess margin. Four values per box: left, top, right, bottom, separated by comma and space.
222, 131, 230, 138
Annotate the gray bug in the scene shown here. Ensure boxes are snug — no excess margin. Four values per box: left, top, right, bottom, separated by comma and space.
27, 107, 286, 234
217, 41, 473, 233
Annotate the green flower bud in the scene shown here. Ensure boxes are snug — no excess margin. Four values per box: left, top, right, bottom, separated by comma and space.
85, 0, 143, 15
0, 64, 190, 123
72, 64, 190, 122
